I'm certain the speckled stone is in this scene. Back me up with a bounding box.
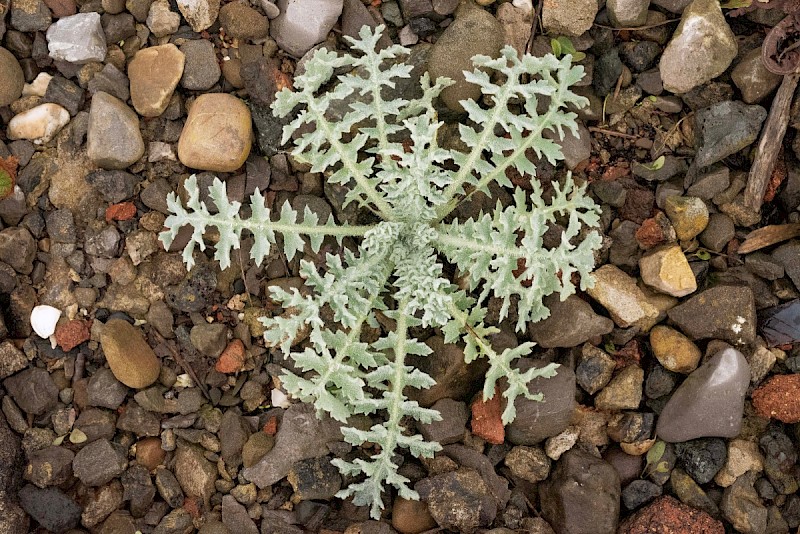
[586,264,660,330]
[656,348,750,443]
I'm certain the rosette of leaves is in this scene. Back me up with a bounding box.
[161,25,601,517]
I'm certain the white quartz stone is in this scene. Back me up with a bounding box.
[22,72,53,97]
[31,305,61,339]
[46,13,107,64]
[8,103,70,144]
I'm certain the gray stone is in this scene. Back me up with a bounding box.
[221,495,259,534]
[542,0,597,37]
[426,4,503,112]
[547,121,590,171]
[632,155,687,183]
[656,348,750,442]
[415,469,497,532]
[86,170,137,203]
[287,456,342,500]
[46,13,106,64]
[81,480,124,528]
[25,446,74,487]
[45,209,76,244]
[731,46,782,104]
[771,240,800,291]
[3,367,58,415]
[174,443,216,505]
[73,439,127,486]
[607,0,650,27]
[180,39,221,91]
[694,100,767,168]
[153,508,194,534]
[540,449,621,534]
[190,323,228,358]
[87,64,130,102]
[699,213,735,252]
[506,361,576,446]
[667,285,756,344]
[146,0,180,37]
[242,403,342,488]
[219,410,250,469]
[19,485,81,533]
[529,294,614,348]
[74,408,117,443]
[659,0,736,94]
[270,0,343,57]
[0,340,28,380]
[10,0,51,32]
[88,92,144,170]
[176,0,220,32]
[155,467,184,508]
[687,165,730,200]
[721,472,768,534]
[576,343,616,395]
[87,367,128,410]
[417,398,467,445]
[116,401,161,436]
[43,75,84,116]
[0,227,35,274]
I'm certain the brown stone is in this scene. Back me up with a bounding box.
[99,319,161,388]
[177,93,252,172]
[639,244,697,298]
[752,374,800,423]
[135,437,165,471]
[391,497,438,534]
[43,0,76,17]
[470,389,504,445]
[649,325,701,374]
[128,44,185,117]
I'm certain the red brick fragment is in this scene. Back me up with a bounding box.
[55,319,91,352]
[619,496,724,534]
[752,374,800,423]
[262,416,278,436]
[105,202,136,223]
[215,339,246,374]
[470,390,505,445]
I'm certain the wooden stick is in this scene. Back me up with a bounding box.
[737,222,800,254]
[745,72,800,212]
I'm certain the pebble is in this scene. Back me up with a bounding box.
[664,196,708,242]
[177,93,252,172]
[505,445,551,483]
[287,456,341,500]
[656,347,750,442]
[587,265,660,330]
[180,39,221,91]
[30,304,60,338]
[100,319,161,388]
[675,437,727,484]
[10,0,52,32]
[270,0,343,57]
[46,12,107,63]
[0,47,24,106]
[128,44,185,118]
[176,0,220,32]
[155,467,184,507]
[622,479,662,510]
[544,426,579,460]
[427,3,503,112]
[7,103,70,144]
[759,428,797,494]
[542,0,597,36]
[73,438,127,486]
[391,497,438,534]
[136,436,166,471]
[669,468,719,517]
[699,212,735,252]
[618,495,723,533]
[55,319,89,351]
[87,92,144,170]
[693,100,767,168]
[575,343,616,395]
[418,398,467,445]
[595,365,644,411]
[146,0,180,37]
[25,445,75,487]
[658,0,736,94]
[221,494,259,534]
[241,431,274,468]
[540,449,620,534]
[19,485,82,533]
[4,367,58,415]
[607,0,649,27]
[731,46,781,104]
[649,325,701,374]
[175,443,216,505]
[219,410,250,468]
[506,362,575,446]
[639,244,696,297]
[190,323,228,358]
[667,285,756,344]
[529,294,614,348]
[752,374,800,423]
[87,367,128,409]
[715,439,763,487]
[721,472,768,534]
[771,240,800,290]
[242,403,341,488]
[759,300,800,346]
[415,469,497,532]
[0,341,28,380]
[216,339,246,374]
[219,1,268,40]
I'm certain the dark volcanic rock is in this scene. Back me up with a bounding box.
[415,469,497,533]
[3,367,58,415]
[19,484,81,534]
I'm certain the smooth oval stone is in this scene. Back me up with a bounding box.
[656,348,750,443]
[100,319,161,388]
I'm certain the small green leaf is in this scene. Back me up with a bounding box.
[642,155,665,171]
[694,249,711,261]
[646,440,666,469]
[550,38,562,57]
[648,95,658,102]
[69,428,87,444]
[604,341,616,354]
[571,51,586,62]
[557,36,576,55]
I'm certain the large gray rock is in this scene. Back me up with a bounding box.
[46,13,107,64]
[540,449,621,534]
[426,3,504,112]
[656,348,750,442]
[270,0,343,57]
[658,0,736,94]
[87,92,144,170]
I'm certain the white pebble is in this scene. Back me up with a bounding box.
[8,103,70,144]
[512,0,533,12]
[260,0,280,18]
[31,305,61,339]
[22,72,53,97]
[271,388,290,409]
